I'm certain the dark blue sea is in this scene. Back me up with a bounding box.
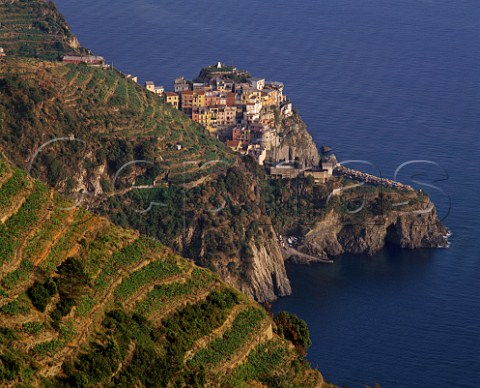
[54,1,480,386]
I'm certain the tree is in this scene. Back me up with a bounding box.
[274,311,312,355]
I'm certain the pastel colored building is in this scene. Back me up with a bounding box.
[145,81,155,92]
[154,85,165,95]
[165,92,179,109]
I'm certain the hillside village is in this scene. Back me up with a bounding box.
[147,63,293,158]
[146,62,335,183]
[48,54,334,184]
[4,50,410,189]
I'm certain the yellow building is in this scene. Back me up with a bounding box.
[145,81,155,92]
[165,92,179,109]
[261,88,278,107]
[192,91,206,108]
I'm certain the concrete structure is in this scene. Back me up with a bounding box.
[247,144,267,165]
[0,47,6,57]
[321,161,334,176]
[62,55,105,66]
[268,164,302,179]
[304,170,331,184]
[250,77,265,90]
[180,90,194,114]
[261,88,278,107]
[281,102,293,117]
[192,90,206,108]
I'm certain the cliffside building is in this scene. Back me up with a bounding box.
[145,81,155,93]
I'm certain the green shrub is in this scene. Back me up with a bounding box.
[22,321,44,335]
[27,278,57,312]
[274,311,311,354]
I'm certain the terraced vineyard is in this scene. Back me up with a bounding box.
[0,158,332,387]
[0,57,233,185]
[0,0,83,59]
[0,55,283,307]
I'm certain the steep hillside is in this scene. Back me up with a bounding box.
[0,157,332,387]
[0,57,291,302]
[0,1,448,305]
[0,0,83,59]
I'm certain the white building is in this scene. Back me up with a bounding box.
[126,74,138,83]
[154,85,165,95]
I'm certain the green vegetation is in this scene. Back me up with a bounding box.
[93,237,163,291]
[76,295,95,317]
[0,2,339,380]
[0,294,30,316]
[275,311,312,355]
[27,278,57,312]
[50,258,90,328]
[0,56,279,295]
[226,339,323,388]
[113,259,182,301]
[21,197,73,263]
[196,64,250,83]
[31,339,63,356]
[135,268,217,315]
[1,259,34,289]
[0,180,48,267]
[56,289,240,387]
[40,209,92,273]
[0,170,29,214]
[0,0,83,59]
[22,321,44,336]
[189,307,265,368]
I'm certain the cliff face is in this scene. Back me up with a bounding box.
[296,200,448,263]
[266,110,321,168]
[241,232,292,301]
[166,164,292,303]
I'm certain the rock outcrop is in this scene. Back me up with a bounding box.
[266,110,321,168]
[296,201,448,263]
[241,234,292,301]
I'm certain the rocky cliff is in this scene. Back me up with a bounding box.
[266,109,321,168]
[285,186,449,263]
